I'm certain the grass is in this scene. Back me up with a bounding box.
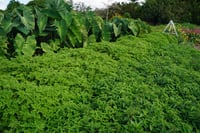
[0,32,200,132]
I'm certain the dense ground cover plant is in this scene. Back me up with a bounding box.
[0,32,200,132]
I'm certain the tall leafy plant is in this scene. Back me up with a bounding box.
[84,11,104,42]
[0,0,151,58]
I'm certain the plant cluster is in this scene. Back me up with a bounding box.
[181,28,200,46]
[0,32,200,132]
[0,0,151,58]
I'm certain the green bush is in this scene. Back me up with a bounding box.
[0,33,200,132]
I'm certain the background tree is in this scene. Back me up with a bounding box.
[190,0,200,24]
[139,0,199,25]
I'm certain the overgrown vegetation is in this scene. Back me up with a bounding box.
[0,0,200,132]
[0,32,200,132]
[0,0,150,58]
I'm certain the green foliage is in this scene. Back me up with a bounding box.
[0,32,200,132]
[35,8,48,35]
[139,0,200,25]
[0,0,152,58]
[0,36,8,56]
[104,0,200,25]
[14,34,36,56]
[0,13,13,35]
[84,11,104,42]
[103,17,151,41]
[41,39,60,53]
[102,22,112,41]
[12,5,35,35]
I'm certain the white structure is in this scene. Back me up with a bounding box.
[163,20,178,36]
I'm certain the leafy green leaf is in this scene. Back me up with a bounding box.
[15,6,35,34]
[41,42,53,53]
[35,8,48,34]
[54,19,67,42]
[113,23,122,37]
[22,35,36,56]
[102,23,112,41]
[128,21,139,36]
[0,16,13,35]
[14,33,25,56]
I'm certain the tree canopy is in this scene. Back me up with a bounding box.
[95,0,200,25]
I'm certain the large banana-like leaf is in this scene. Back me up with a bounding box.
[66,15,87,47]
[92,16,104,41]
[47,0,72,12]
[59,11,72,27]
[102,22,112,41]
[41,39,60,53]
[54,19,67,42]
[44,0,71,19]
[128,21,139,36]
[35,8,48,34]
[95,16,104,30]
[14,34,25,56]
[42,9,60,19]
[14,34,36,56]
[70,16,83,44]
[16,24,30,35]
[84,11,93,32]
[0,16,13,35]
[15,6,35,35]
[22,35,36,57]
[41,42,53,53]
[66,30,77,47]
[50,39,60,51]
[113,23,122,37]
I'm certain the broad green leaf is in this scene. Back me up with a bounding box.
[81,25,88,48]
[92,19,101,41]
[95,16,104,30]
[50,39,60,51]
[35,8,48,34]
[22,35,36,56]
[102,23,112,41]
[42,9,60,19]
[128,21,139,36]
[16,24,30,35]
[54,19,67,42]
[22,6,35,30]
[0,16,13,35]
[14,33,25,56]
[59,11,72,27]
[41,42,53,53]
[70,16,83,44]
[15,6,35,35]
[67,30,77,47]
[113,24,119,37]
